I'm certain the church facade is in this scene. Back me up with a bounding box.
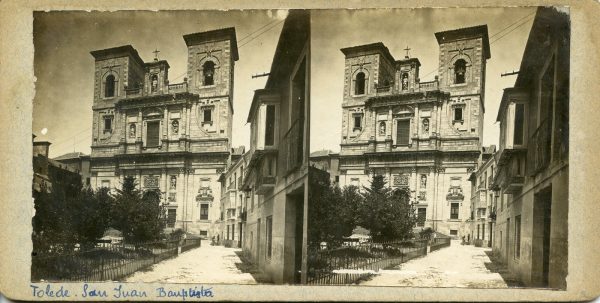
[337,25,491,238]
[89,28,238,237]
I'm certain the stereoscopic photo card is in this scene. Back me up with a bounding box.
[1,0,600,301]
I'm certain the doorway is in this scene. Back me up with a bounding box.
[533,186,552,287]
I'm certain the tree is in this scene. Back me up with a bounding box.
[111,176,166,243]
[32,185,75,253]
[308,174,360,249]
[68,187,113,249]
[356,174,417,242]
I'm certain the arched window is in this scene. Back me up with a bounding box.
[454,59,467,84]
[151,74,158,92]
[202,61,215,86]
[355,72,366,95]
[105,74,116,97]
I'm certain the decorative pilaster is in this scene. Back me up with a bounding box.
[182,106,187,136]
[137,169,142,190]
[163,107,168,139]
[161,167,167,202]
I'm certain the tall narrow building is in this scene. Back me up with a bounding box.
[89,28,238,237]
[337,25,491,238]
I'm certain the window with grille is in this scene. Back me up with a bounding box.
[200,204,209,220]
[396,120,410,145]
[146,121,160,147]
[417,208,426,227]
[167,209,176,228]
[450,203,459,219]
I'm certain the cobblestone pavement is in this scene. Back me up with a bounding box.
[124,241,257,284]
[360,240,509,288]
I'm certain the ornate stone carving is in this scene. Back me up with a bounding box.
[446,186,464,201]
[144,175,160,188]
[393,174,409,188]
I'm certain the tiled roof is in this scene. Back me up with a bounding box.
[310,149,334,158]
[53,152,88,161]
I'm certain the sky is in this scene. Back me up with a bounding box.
[310,8,537,153]
[33,10,288,158]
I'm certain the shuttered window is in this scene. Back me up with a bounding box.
[146,121,160,147]
[396,120,410,145]
[265,105,275,146]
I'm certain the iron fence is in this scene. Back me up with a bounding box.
[306,239,428,285]
[31,239,200,282]
[430,236,451,252]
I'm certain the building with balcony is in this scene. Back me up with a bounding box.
[491,7,569,289]
[468,145,496,247]
[241,10,310,284]
[88,27,239,237]
[337,25,492,238]
[217,146,248,247]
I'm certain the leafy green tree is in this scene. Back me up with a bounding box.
[357,174,417,242]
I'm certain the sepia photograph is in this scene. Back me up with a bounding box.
[3,0,599,301]
[309,7,569,289]
[31,9,310,285]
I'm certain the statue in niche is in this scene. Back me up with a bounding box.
[379,121,386,136]
[129,123,136,138]
[170,175,177,190]
[151,75,158,92]
[422,118,430,134]
[421,174,427,188]
[401,73,409,90]
[172,119,179,135]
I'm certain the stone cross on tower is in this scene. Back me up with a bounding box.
[404,45,411,59]
[153,49,160,61]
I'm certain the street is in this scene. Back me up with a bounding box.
[360,240,509,288]
[124,241,257,284]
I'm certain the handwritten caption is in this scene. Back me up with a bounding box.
[30,284,214,300]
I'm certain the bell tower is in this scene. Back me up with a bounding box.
[183,28,239,145]
[435,25,491,145]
